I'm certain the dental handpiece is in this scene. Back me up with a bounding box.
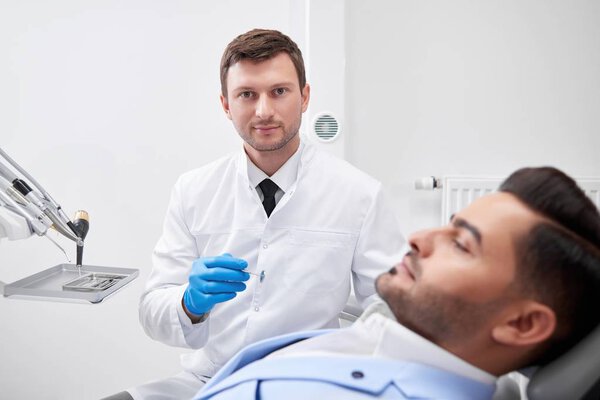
[72,210,89,268]
[8,175,80,242]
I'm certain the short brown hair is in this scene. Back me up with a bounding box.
[220,29,306,97]
[500,167,600,364]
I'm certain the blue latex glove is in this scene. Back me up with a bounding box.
[183,254,249,316]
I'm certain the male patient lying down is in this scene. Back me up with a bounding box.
[192,167,600,400]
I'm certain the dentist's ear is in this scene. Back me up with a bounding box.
[220,94,232,120]
[300,83,310,112]
[492,301,556,347]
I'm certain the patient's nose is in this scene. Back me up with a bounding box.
[408,229,434,258]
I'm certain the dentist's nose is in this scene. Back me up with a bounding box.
[255,95,275,120]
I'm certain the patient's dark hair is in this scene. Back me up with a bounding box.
[220,28,306,97]
[499,167,600,364]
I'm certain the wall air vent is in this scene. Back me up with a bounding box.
[313,113,340,142]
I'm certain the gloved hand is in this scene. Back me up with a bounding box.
[183,253,249,316]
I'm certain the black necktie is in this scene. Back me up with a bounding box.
[258,179,279,217]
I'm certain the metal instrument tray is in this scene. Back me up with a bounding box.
[3,263,139,303]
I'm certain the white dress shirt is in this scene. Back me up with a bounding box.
[247,141,303,205]
[268,301,496,385]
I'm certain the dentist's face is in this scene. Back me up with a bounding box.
[220,52,310,155]
[376,193,539,346]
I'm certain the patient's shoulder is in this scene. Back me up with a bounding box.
[198,355,495,400]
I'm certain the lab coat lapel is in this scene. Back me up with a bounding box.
[235,149,270,220]
[266,141,316,217]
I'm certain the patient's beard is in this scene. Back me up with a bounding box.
[381,284,508,347]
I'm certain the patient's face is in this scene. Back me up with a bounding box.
[376,192,540,346]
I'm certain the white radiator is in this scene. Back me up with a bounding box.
[417,176,600,225]
[441,177,502,224]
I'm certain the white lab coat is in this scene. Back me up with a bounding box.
[139,141,406,381]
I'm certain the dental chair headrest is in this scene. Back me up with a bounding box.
[527,323,600,400]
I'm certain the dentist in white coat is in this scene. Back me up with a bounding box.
[127,29,406,400]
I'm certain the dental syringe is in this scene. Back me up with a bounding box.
[246,270,266,282]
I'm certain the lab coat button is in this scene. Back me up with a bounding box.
[262,244,268,249]
[254,307,259,312]
[351,371,364,379]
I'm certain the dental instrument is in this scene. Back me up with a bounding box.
[0,146,138,303]
[246,270,266,282]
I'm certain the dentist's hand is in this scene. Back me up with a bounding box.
[183,254,249,318]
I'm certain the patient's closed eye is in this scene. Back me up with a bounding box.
[453,240,468,252]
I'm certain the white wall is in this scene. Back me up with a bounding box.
[0,1,293,399]
[345,0,600,235]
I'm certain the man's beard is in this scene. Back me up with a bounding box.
[241,117,301,152]
[376,256,509,346]
[385,285,507,345]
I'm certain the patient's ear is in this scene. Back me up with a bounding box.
[492,301,556,347]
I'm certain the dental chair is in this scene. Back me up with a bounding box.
[339,294,362,326]
[494,322,600,400]
[526,322,600,400]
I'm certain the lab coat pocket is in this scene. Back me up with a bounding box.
[284,229,356,295]
[192,230,262,259]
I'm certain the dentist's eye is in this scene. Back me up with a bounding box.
[273,88,287,96]
[239,91,254,99]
